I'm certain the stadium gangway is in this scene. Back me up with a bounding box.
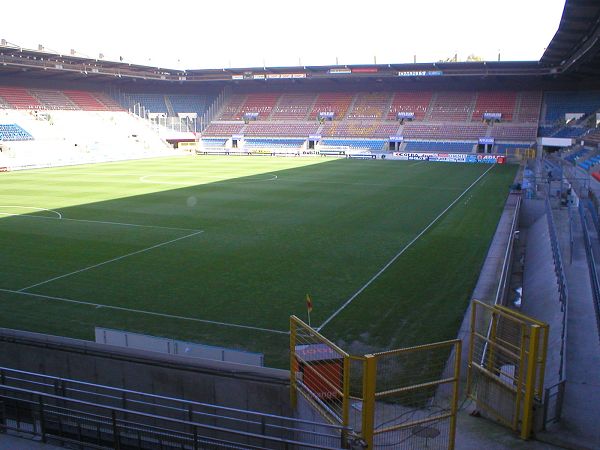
[0,366,358,449]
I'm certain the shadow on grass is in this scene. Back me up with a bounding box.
[0,158,515,367]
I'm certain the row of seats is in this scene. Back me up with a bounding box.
[243,139,305,148]
[321,122,399,138]
[217,90,541,123]
[0,86,122,111]
[578,153,600,171]
[565,148,590,164]
[403,141,474,153]
[543,91,600,124]
[203,120,536,141]
[321,139,387,151]
[0,123,34,141]
[403,123,488,140]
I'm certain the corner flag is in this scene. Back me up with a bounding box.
[306,294,313,313]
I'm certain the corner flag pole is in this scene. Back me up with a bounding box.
[306,294,313,328]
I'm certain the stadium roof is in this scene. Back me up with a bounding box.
[541,0,600,77]
[2,1,600,87]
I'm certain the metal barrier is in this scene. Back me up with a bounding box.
[0,366,350,449]
[365,340,461,449]
[467,300,548,439]
[290,316,461,449]
[290,316,351,431]
[579,203,600,342]
[494,192,522,306]
[543,380,566,428]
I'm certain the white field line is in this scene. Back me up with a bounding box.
[0,206,62,218]
[0,211,201,233]
[18,230,205,292]
[317,163,497,332]
[0,288,288,335]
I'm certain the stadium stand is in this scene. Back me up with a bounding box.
[403,122,487,140]
[218,94,247,120]
[201,137,228,148]
[428,91,475,121]
[244,138,305,148]
[403,141,474,153]
[321,121,399,138]
[270,93,317,120]
[387,91,432,121]
[347,92,390,119]
[123,93,168,113]
[64,90,108,111]
[0,87,42,109]
[584,128,600,146]
[472,91,517,121]
[237,93,280,120]
[0,123,33,140]
[543,91,600,124]
[169,94,216,116]
[564,147,591,164]
[310,92,354,120]
[321,138,387,151]
[30,89,78,110]
[202,122,245,136]
[489,124,538,141]
[577,151,600,171]
[244,122,319,137]
[516,91,543,123]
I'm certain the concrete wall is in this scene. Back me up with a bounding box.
[519,207,563,389]
[0,327,291,416]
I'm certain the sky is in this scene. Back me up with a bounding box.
[2,0,566,70]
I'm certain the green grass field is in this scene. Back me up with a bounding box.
[0,155,516,367]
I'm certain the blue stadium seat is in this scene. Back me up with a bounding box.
[321,139,386,151]
[0,124,33,141]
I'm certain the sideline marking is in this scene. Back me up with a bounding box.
[0,210,201,232]
[18,230,205,292]
[317,164,497,331]
[0,206,62,218]
[0,288,288,335]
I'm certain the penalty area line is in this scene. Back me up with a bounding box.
[0,288,289,335]
[316,163,497,332]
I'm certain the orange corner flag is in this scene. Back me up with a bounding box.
[306,294,313,313]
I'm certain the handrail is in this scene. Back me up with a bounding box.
[494,192,522,306]
[0,383,347,450]
[0,365,352,445]
[545,197,569,382]
[579,203,600,342]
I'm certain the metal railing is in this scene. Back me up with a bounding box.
[579,203,600,343]
[0,366,351,449]
[494,192,522,307]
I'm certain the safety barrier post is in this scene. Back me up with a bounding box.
[361,355,377,449]
[448,340,462,450]
[290,316,298,408]
[521,325,541,440]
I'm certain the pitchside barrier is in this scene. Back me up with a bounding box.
[95,327,264,367]
[467,300,548,439]
[290,316,461,449]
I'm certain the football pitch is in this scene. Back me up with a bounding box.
[0,155,517,367]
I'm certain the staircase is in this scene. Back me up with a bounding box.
[164,95,175,116]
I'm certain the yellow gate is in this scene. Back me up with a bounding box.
[467,300,548,439]
[290,316,461,449]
